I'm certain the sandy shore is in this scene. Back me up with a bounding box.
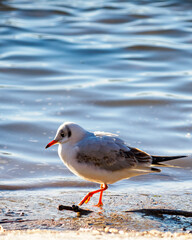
[0,189,191,239]
[0,228,192,240]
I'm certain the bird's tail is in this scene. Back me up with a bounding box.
[152,155,187,165]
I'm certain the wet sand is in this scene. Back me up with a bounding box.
[0,190,191,239]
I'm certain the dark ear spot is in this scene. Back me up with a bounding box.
[66,125,72,138]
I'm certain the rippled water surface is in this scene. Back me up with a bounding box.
[0,0,192,194]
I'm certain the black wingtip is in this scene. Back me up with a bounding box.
[152,155,187,164]
[151,167,161,172]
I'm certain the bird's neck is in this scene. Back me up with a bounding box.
[70,129,88,144]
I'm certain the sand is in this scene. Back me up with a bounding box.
[0,190,191,239]
[0,228,192,240]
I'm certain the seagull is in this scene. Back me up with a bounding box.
[45,122,186,207]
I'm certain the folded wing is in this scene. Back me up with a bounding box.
[76,133,152,172]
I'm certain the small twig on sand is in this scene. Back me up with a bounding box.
[58,205,93,216]
[126,209,192,217]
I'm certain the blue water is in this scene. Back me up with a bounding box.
[0,0,192,193]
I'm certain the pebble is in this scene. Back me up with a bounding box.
[149,229,160,236]
[0,225,4,233]
[109,228,119,234]
[104,227,110,233]
[92,230,100,235]
[76,212,81,217]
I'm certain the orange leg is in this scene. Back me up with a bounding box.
[78,184,108,206]
[95,187,105,207]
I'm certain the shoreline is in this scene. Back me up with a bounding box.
[0,228,192,240]
[0,190,191,239]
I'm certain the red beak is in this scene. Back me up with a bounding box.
[45,140,58,149]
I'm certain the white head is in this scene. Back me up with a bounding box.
[45,122,87,148]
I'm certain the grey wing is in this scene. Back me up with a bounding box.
[76,134,152,171]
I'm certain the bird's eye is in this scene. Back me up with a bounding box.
[61,132,65,138]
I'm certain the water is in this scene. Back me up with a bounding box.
[0,0,192,194]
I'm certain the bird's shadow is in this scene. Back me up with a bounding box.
[126,208,192,231]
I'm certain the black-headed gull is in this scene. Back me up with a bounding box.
[45,122,186,207]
